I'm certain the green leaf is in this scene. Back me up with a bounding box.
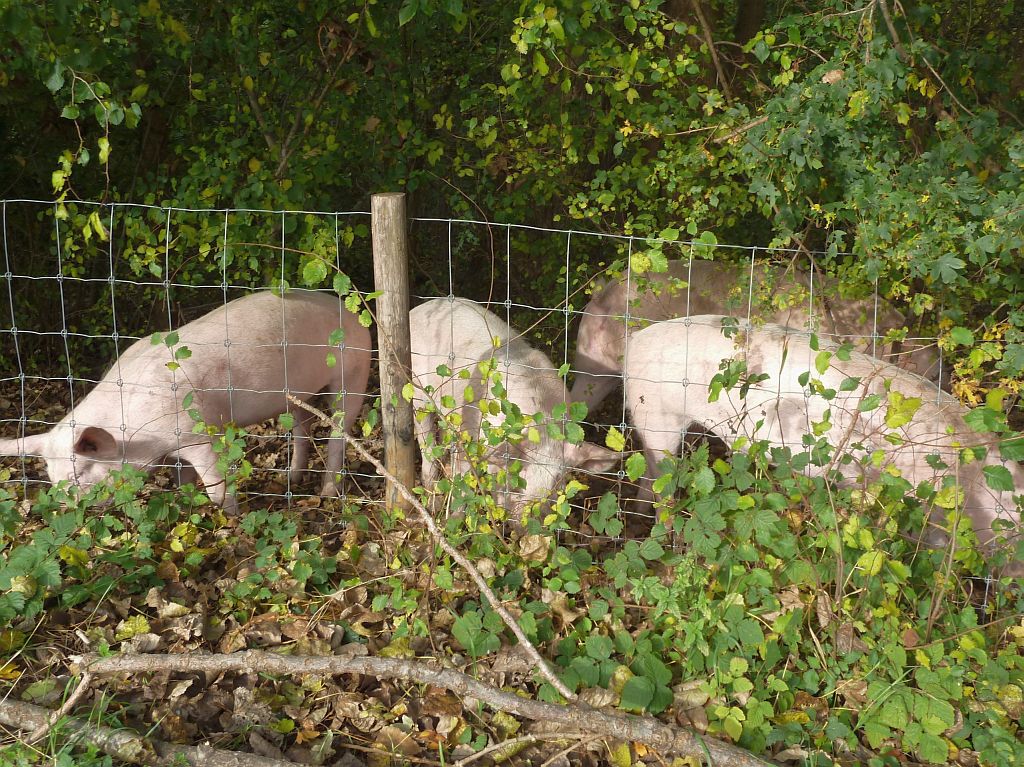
[692,465,715,496]
[625,452,646,482]
[857,394,882,412]
[619,676,654,712]
[302,258,328,286]
[930,253,966,284]
[723,713,743,741]
[840,376,862,391]
[398,0,419,26]
[965,406,1004,433]
[983,465,1015,492]
[999,436,1024,461]
[638,538,665,561]
[949,326,974,346]
[585,634,613,660]
[45,63,65,93]
[333,272,352,296]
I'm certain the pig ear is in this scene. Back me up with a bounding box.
[567,441,620,472]
[74,427,120,460]
[0,433,48,456]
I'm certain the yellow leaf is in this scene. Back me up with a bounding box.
[605,425,626,452]
[0,661,21,681]
[933,484,963,510]
[855,550,886,576]
[248,157,262,173]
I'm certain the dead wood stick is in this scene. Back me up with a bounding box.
[24,672,93,744]
[286,394,576,701]
[0,697,300,767]
[76,650,772,766]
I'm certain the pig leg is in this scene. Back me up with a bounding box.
[414,409,440,489]
[174,440,234,512]
[632,411,687,505]
[320,392,352,499]
[321,352,371,498]
[287,405,314,482]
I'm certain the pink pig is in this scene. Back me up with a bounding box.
[624,315,1021,558]
[409,298,618,517]
[572,259,942,412]
[0,290,371,510]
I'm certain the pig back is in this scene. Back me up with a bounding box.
[99,290,362,429]
[592,259,901,338]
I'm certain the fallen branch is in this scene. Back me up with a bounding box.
[0,697,300,767]
[25,672,93,744]
[286,395,576,701]
[76,650,772,766]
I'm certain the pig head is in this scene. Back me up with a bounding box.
[409,298,618,518]
[0,290,371,510]
[572,259,943,412]
[624,315,1020,560]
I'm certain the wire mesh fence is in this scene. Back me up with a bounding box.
[6,199,1018,568]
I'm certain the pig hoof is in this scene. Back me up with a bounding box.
[319,481,340,498]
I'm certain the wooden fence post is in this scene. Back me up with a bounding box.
[371,193,416,511]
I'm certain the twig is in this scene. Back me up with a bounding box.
[286,395,577,701]
[876,0,908,62]
[24,672,94,745]
[690,0,733,102]
[454,732,590,765]
[540,733,603,766]
[239,65,279,155]
[712,115,769,145]
[919,53,974,117]
[76,651,772,766]
[0,697,299,767]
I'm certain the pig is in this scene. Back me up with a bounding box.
[623,315,1022,557]
[571,259,943,412]
[0,290,372,510]
[409,298,619,517]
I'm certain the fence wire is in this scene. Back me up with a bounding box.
[3,200,1014,587]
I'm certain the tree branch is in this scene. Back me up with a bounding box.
[690,0,734,102]
[238,65,279,156]
[76,650,772,766]
[0,697,300,767]
[712,114,769,145]
[876,0,908,62]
